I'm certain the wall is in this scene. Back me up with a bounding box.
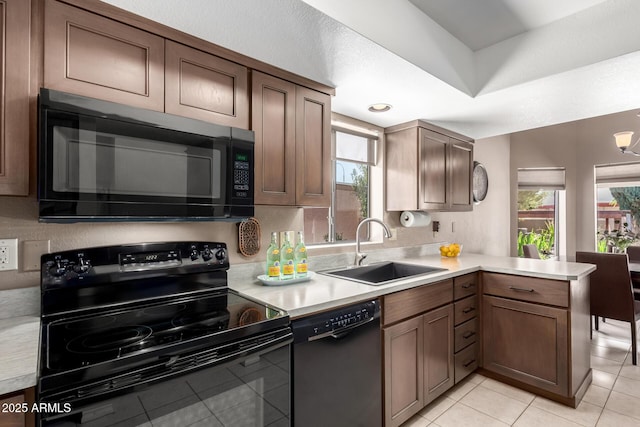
[432,135,512,257]
[383,134,512,257]
[510,122,579,257]
[510,108,640,258]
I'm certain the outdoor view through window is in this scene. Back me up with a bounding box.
[596,186,640,253]
[517,190,557,258]
[303,130,371,245]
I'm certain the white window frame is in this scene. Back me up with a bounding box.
[308,115,383,247]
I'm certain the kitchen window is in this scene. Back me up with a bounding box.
[303,115,381,245]
[517,168,566,258]
[595,162,640,252]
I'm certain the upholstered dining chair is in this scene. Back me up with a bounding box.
[627,246,640,262]
[522,244,541,259]
[626,246,640,301]
[576,251,640,365]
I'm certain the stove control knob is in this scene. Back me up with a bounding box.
[202,247,213,261]
[49,256,67,277]
[190,247,200,261]
[215,248,226,261]
[73,257,91,274]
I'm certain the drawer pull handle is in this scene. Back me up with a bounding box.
[463,359,477,368]
[509,286,535,293]
[462,307,475,314]
[462,283,475,289]
[462,331,476,339]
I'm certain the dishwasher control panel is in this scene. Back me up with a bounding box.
[292,300,380,342]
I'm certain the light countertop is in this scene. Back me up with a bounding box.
[229,253,596,319]
[0,252,595,396]
[0,315,40,395]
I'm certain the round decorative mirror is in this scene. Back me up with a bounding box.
[473,161,488,204]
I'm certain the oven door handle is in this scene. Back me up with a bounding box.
[165,355,180,367]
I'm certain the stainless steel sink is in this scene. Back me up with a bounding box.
[319,261,447,286]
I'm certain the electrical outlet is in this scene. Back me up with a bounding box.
[0,238,18,271]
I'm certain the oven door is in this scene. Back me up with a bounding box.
[39,329,291,427]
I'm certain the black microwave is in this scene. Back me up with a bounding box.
[38,89,254,222]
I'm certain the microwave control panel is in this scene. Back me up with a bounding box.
[232,150,252,199]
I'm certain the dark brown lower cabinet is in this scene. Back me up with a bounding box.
[0,388,35,427]
[383,304,453,427]
[480,272,592,407]
[423,304,454,404]
[383,315,423,427]
[483,295,569,396]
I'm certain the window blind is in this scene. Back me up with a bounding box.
[517,167,566,190]
[595,162,640,186]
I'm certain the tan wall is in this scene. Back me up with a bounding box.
[382,134,512,257]
[510,108,640,258]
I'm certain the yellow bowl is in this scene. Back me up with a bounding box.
[440,243,462,258]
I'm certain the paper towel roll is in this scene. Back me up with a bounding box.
[400,211,432,227]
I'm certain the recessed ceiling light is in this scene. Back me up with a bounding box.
[368,103,392,113]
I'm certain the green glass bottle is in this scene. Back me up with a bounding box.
[266,232,281,280]
[280,231,295,279]
[294,231,308,278]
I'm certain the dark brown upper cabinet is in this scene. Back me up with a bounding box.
[385,121,474,212]
[0,0,30,195]
[44,0,165,111]
[252,71,331,207]
[165,41,249,128]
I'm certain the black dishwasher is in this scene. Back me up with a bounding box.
[292,300,381,427]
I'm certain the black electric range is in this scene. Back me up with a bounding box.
[37,242,292,427]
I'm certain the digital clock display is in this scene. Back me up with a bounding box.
[120,250,180,266]
[235,153,248,162]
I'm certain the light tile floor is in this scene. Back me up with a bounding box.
[401,319,640,427]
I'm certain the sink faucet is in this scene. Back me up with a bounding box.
[355,218,392,266]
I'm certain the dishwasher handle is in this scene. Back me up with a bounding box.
[308,315,377,342]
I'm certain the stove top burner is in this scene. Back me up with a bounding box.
[66,325,153,354]
[44,290,280,371]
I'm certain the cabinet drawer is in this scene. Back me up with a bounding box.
[454,295,477,326]
[482,272,569,308]
[454,274,477,301]
[383,280,453,326]
[454,318,477,353]
[454,341,478,384]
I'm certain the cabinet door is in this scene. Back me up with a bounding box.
[0,391,26,427]
[419,128,448,210]
[295,86,331,207]
[423,304,454,404]
[385,127,419,211]
[483,295,569,395]
[449,139,473,211]
[0,0,30,195]
[165,41,249,128]
[251,71,296,205]
[44,0,164,111]
[384,316,423,427]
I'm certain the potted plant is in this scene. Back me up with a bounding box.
[598,222,638,253]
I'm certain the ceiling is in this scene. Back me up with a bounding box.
[100,0,640,139]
